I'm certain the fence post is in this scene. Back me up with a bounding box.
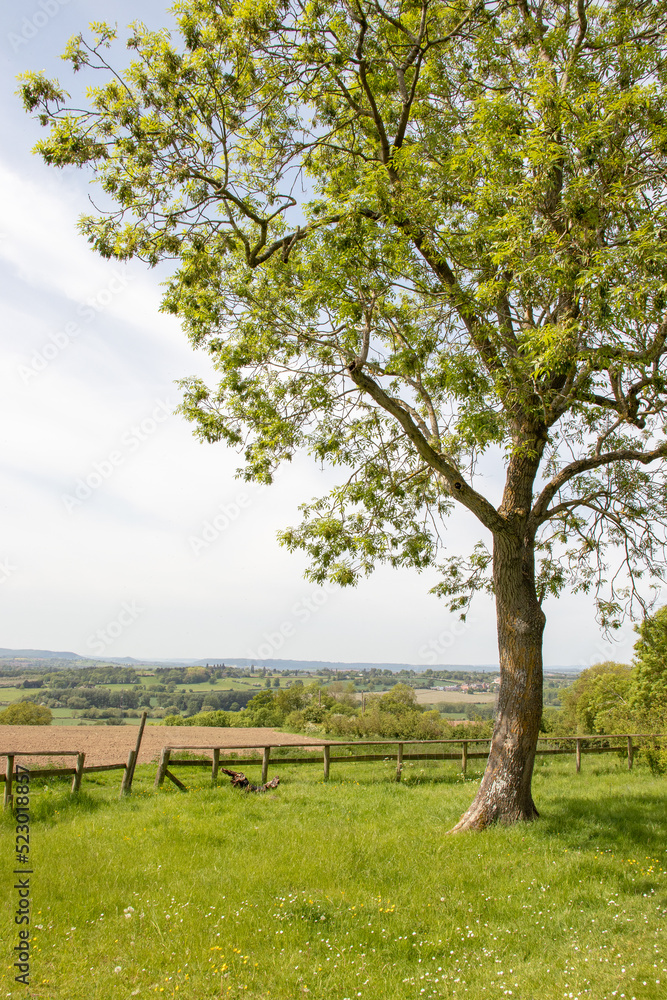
[396,743,403,782]
[155,748,171,788]
[4,755,14,810]
[119,712,148,796]
[71,752,85,794]
[576,739,582,773]
[212,749,220,784]
[461,741,468,775]
[323,745,330,781]
[262,746,271,785]
[119,750,136,797]
[627,736,634,771]
[128,711,147,785]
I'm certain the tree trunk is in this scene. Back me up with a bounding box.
[449,530,545,832]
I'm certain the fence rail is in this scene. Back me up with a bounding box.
[2,731,663,807]
[0,711,148,808]
[154,733,664,790]
[1,750,86,807]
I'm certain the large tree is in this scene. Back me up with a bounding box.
[21,0,667,829]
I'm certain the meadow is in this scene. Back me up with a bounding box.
[0,676,268,726]
[139,678,266,693]
[0,755,665,1000]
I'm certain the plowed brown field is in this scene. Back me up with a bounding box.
[0,725,330,769]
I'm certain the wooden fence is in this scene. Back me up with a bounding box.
[1,712,148,808]
[2,731,662,807]
[153,733,663,790]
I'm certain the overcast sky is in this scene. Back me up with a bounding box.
[0,0,651,668]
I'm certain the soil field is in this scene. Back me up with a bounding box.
[350,689,495,705]
[413,688,496,704]
[0,725,331,770]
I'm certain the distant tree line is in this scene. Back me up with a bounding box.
[158,689,255,715]
[154,666,220,684]
[35,685,258,715]
[164,682,494,740]
[41,687,147,710]
[40,666,143,686]
[543,606,667,772]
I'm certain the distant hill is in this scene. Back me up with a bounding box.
[0,648,582,674]
[196,658,579,673]
[195,657,506,673]
[0,648,83,660]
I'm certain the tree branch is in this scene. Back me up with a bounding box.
[532,443,667,526]
[346,366,506,533]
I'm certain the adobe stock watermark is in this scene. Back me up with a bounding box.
[586,629,629,668]
[247,580,337,661]
[85,600,144,656]
[188,492,253,556]
[62,398,173,514]
[13,764,32,987]
[417,616,476,666]
[8,0,72,54]
[0,557,17,585]
[187,467,284,556]
[18,268,133,386]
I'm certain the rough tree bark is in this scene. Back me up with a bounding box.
[450,445,546,831]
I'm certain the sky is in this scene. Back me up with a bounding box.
[0,0,650,668]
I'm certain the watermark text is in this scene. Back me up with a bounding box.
[13,765,32,986]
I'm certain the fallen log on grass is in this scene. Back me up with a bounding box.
[220,767,280,792]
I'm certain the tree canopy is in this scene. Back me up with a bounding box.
[21,0,667,828]
[558,603,667,734]
[559,660,632,734]
[631,604,667,715]
[0,701,52,726]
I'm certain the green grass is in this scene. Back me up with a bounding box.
[141,678,266,692]
[0,677,266,708]
[0,687,30,704]
[1,757,665,999]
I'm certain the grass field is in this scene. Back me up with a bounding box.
[0,688,32,704]
[0,677,268,724]
[1,756,665,999]
[35,708,162,727]
[139,679,266,692]
[412,690,495,706]
[0,679,268,708]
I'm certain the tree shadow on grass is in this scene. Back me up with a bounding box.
[0,780,116,827]
[537,788,667,855]
[318,768,484,788]
[31,789,113,824]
